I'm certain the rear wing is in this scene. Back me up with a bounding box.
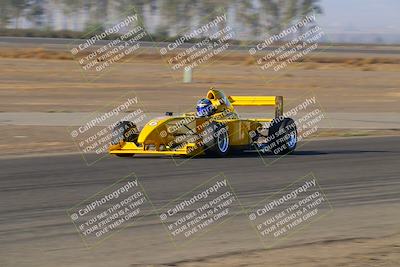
[228,96,283,118]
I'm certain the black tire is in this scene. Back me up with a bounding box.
[202,122,230,157]
[111,121,139,145]
[267,118,297,155]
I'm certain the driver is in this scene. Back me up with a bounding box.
[196,98,215,117]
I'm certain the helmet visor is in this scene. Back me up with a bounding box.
[196,103,213,117]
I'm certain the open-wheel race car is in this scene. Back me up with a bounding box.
[109,89,297,157]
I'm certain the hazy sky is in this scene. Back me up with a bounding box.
[319,0,400,34]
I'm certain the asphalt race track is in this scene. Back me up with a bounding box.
[0,136,399,266]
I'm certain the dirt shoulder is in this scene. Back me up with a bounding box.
[172,233,400,267]
[0,54,400,113]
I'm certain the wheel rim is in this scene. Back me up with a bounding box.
[287,130,297,148]
[217,128,229,153]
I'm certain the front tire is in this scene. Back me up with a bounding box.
[202,122,230,157]
[111,121,138,157]
[111,121,139,145]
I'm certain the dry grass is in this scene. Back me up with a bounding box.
[0,47,72,60]
[1,47,400,67]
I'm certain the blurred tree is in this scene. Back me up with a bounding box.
[300,0,322,16]
[0,0,12,28]
[10,0,28,29]
[197,0,230,31]
[159,0,182,36]
[84,0,106,29]
[61,0,83,17]
[260,0,322,36]
[260,0,284,35]
[284,0,299,26]
[115,0,147,24]
[236,0,261,38]
[0,0,323,40]
[159,0,230,37]
[26,0,45,28]
[52,0,82,31]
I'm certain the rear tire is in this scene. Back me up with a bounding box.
[267,118,297,155]
[202,122,230,157]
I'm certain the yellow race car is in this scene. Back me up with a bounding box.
[109,89,297,157]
